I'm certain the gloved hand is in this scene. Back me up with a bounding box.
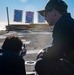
[37,48,47,59]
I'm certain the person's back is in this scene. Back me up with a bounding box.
[0,49,26,75]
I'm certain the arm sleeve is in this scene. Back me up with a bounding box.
[43,20,70,59]
[13,56,26,75]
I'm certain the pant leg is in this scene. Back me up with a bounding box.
[35,58,55,75]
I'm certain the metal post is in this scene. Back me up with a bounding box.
[6,7,10,26]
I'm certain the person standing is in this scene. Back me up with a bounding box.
[0,36,26,75]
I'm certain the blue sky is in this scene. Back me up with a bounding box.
[0,0,74,30]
